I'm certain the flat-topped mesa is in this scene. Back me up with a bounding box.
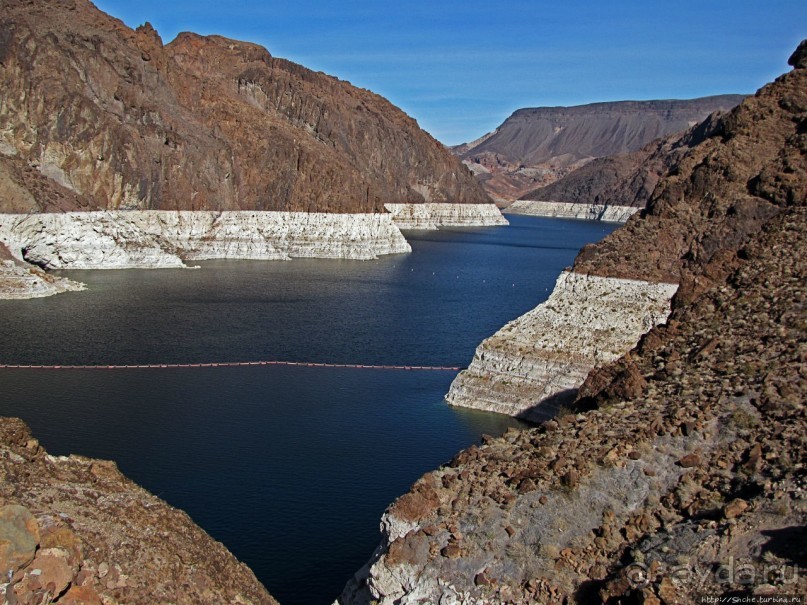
[445,271,677,421]
[0,0,489,214]
[454,95,745,201]
[0,211,411,272]
[384,203,508,229]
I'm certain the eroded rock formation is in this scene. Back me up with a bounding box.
[0,0,489,213]
[505,200,639,223]
[0,211,412,271]
[454,96,744,202]
[446,272,677,421]
[0,418,279,605]
[339,41,806,604]
[0,242,84,299]
[383,203,508,229]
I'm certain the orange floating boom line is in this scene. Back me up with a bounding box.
[0,361,463,371]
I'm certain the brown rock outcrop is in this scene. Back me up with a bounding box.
[0,0,488,213]
[454,96,745,201]
[572,54,804,287]
[518,108,733,209]
[339,41,806,604]
[0,417,278,604]
[518,144,664,208]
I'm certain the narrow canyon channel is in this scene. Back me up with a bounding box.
[0,215,617,604]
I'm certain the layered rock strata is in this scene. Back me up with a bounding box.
[339,205,807,605]
[453,96,744,200]
[0,242,84,299]
[384,203,508,229]
[0,418,278,604]
[0,210,412,270]
[445,271,677,421]
[517,110,732,213]
[339,40,806,604]
[505,200,639,223]
[0,0,489,214]
[0,260,84,299]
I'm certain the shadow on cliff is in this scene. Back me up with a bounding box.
[516,388,578,423]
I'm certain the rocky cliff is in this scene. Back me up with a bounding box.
[0,417,279,604]
[383,203,508,229]
[505,200,639,223]
[454,96,744,201]
[0,241,84,299]
[0,0,489,214]
[516,111,729,218]
[0,211,412,272]
[446,272,677,421]
[338,41,806,604]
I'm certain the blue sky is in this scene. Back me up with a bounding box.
[94,0,806,145]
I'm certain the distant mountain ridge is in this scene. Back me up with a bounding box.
[340,40,807,605]
[0,0,489,213]
[453,95,746,201]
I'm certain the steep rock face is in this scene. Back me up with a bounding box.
[339,42,805,604]
[0,0,489,213]
[0,153,96,213]
[446,272,677,421]
[505,200,640,223]
[0,417,279,604]
[455,96,744,201]
[0,211,412,270]
[383,203,508,229]
[0,242,84,299]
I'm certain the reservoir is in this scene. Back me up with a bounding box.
[0,215,617,604]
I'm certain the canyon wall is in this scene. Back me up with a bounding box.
[517,110,730,213]
[339,40,806,604]
[453,96,744,201]
[0,0,489,214]
[0,203,512,298]
[445,272,677,421]
[505,200,639,223]
[383,203,508,229]
[0,211,412,271]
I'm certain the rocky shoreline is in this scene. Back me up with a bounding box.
[0,418,279,605]
[0,261,84,299]
[0,211,412,270]
[505,200,639,223]
[0,205,509,299]
[445,271,678,421]
[337,40,807,604]
[0,242,84,299]
[384,203,508,229]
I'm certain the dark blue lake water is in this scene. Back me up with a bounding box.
[0,215,617,604]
